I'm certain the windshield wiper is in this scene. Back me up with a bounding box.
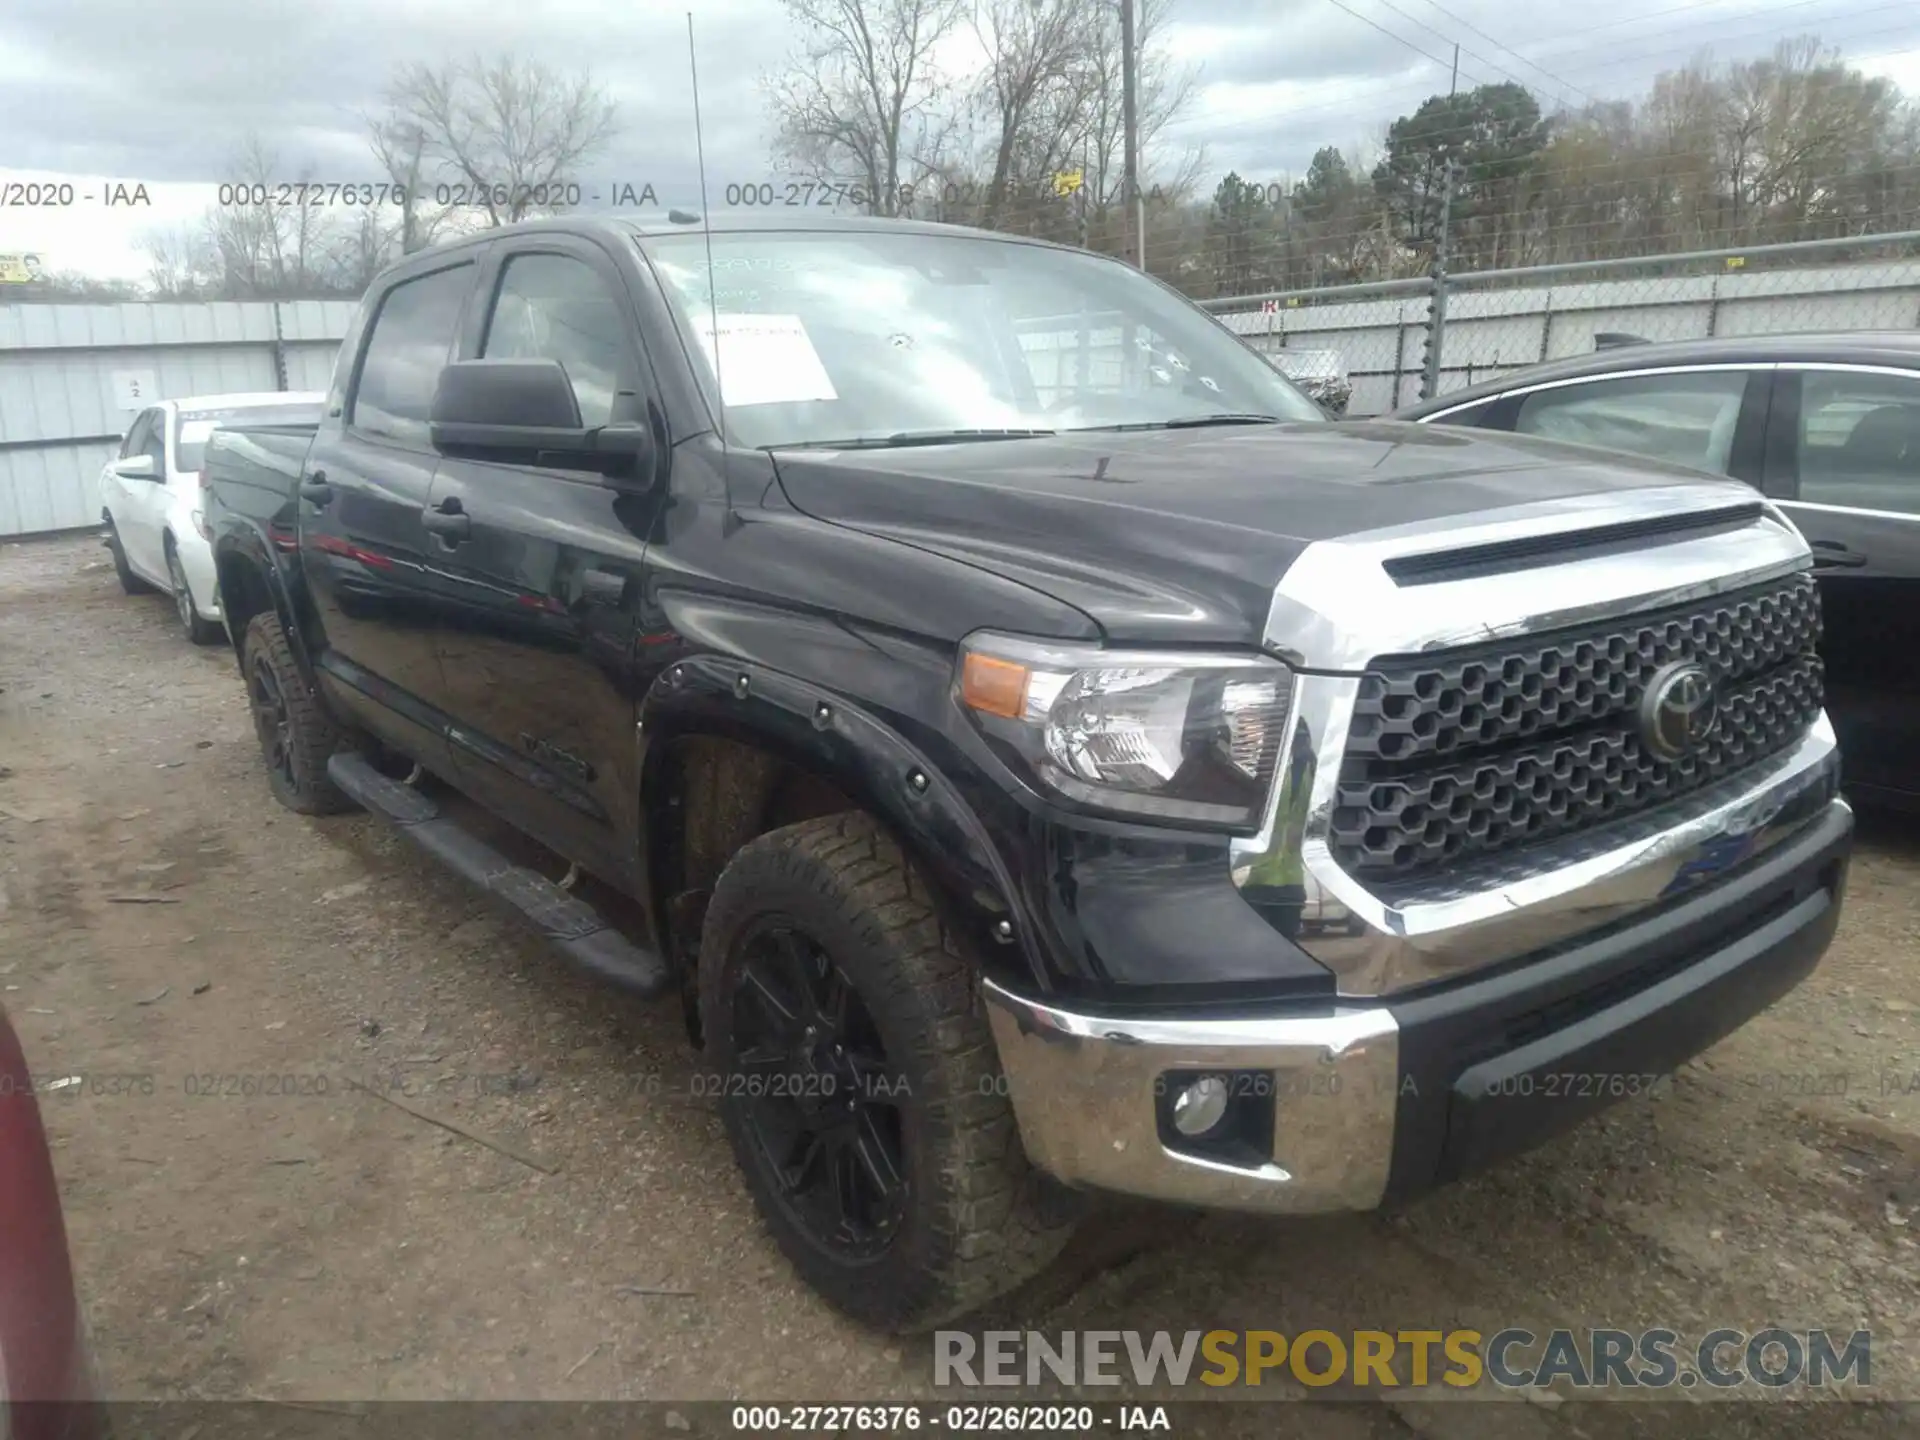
[767,427,1055,451]
[1071,413,1287,432]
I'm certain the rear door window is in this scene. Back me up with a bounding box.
[1794,369,1920,515]
[1512,371,1752,475]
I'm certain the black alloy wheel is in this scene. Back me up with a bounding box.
[729,919,907,1261]
[698,813,1082,1331]
[248,650,297,794]
[239,611,353,815]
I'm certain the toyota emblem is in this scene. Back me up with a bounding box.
[1639,661,1717,760]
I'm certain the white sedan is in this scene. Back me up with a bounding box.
[100,391,325,643]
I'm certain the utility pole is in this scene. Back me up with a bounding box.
[1421,158,1459,402]
[1449,42,1459,96]
[1077,139,1091,252]
[1120,0,1143,269]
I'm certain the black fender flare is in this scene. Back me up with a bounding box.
[213,535,322,693]
[637,654,1049,993]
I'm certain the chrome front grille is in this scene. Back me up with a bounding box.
[1329,573,1824,879]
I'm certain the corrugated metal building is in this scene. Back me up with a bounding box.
[0,300,354,537]
[1215,260,1920,416]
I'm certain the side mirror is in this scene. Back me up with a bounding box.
[112,455,158,481]
[429,358,655,485]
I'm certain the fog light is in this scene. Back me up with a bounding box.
[1170,1075,1230,1137]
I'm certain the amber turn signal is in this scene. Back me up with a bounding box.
[961,651,1031,720]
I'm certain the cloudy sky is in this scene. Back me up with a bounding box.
[3,0,1918,282]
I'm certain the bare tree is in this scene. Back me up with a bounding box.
[138,136,360,300]
[968,0,1097,231]
[1721,38,1904,238]
[364,109,451,255]
[768,0,966,217]
[140,222,220,299]
[383,56,620,227]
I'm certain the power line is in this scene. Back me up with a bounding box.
[1353,0,1593,109]
[1359,0,1566,101]
[1519,0,1914,70]
[1515,0,1838,47]
[1181,0,1915,146]
[1531,5,1920,82]
[1319,0,1477,78]
[1406,0,1601,107]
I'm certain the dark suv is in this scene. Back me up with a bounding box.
[204,215,1852,1330]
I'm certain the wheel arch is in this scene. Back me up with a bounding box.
[213,538,320,686]
[638,655,1045,1000]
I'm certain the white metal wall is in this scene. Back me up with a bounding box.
[1217,260,1920,417]
[0,300,355,536]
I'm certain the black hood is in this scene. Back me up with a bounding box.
[770,420,1726,647]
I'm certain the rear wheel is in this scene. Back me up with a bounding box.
[699,812,1080,1332]
[242,611,354,815]
[105,519,153,595]
[165,539,223,645]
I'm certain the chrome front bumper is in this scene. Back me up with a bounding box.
[983,984,1402,1212]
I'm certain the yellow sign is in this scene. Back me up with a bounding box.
[1051,170,1084,197]
[0,253,46,284]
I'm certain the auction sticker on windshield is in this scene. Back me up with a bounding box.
[691,313,838,407]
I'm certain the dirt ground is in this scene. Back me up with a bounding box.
[3,532,1919,1438]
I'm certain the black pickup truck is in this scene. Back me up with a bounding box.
[204,213,1852,1332]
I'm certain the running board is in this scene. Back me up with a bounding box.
[326,751,673,999]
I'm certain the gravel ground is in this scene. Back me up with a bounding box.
[3,533,1919,1439]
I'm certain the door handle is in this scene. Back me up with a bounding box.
[579,569,627,604]
[1808,541,1867,570]
[298,473,333,507]
[422,498,471,544]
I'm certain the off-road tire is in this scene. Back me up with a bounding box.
[699,812,1082,1333]
[241,611,355,815]
[166,537,224,645]
[105,519,153,595]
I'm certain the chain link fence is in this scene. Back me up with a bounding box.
[1202,230,1920,417]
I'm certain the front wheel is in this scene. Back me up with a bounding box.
[241,612,355,815]
[699,812,1080,1332]
[166,540,223,645]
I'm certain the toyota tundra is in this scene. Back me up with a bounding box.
[203,213,1852,1332]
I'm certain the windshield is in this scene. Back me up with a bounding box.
[174,403,323,472]
[638,229,1323,448]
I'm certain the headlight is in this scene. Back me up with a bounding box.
[956,632,1294,829]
